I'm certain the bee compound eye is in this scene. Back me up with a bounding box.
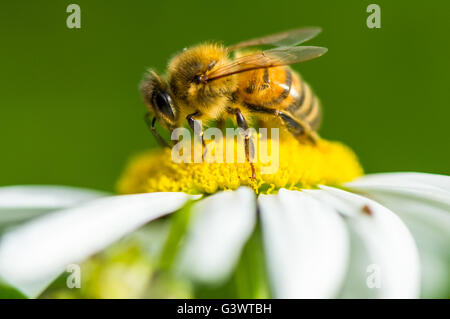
[154,91,175,120]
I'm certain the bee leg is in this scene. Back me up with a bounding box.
[233,108,256,180]
[277,111,319,145]
[144,112,171,148]
[242,104,319,144]
[217,118,225,133]
[186,111,208,159]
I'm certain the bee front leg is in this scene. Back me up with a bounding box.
[186,111,208,159]
[232,108,256,180]
[144,112,171,148]
[217,118,225,133]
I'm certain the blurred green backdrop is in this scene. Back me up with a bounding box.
[1,0,449,192]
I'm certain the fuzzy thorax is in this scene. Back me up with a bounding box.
[117,135,363,195]
[168,43,238,123]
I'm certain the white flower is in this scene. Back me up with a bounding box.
[0,172,448,299]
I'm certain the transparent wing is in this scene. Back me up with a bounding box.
[228,27,322,51]
[207,46,327,81]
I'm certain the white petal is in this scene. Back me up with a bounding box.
[345,172,450,298]
[318,186,421,298]
[346,172,450,235]
[349,172,450,192]
[176,187,256,283]
[0,185,108,225]
[258,189,349,298]
[400,216,450,298]
[346,172,450,205]
[0,192,195,297]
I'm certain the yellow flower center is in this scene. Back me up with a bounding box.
[117,135,363,195]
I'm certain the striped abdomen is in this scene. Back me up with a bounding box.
[237,66,321,130]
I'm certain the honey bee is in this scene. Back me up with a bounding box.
[141,27,327,177]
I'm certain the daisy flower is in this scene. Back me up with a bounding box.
[0,135,448,299]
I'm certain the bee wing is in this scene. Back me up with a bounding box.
[228,27,322,51]
[207,46,327,81]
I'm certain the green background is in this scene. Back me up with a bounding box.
[1,0,449,192]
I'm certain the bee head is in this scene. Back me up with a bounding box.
[140,70,177,129]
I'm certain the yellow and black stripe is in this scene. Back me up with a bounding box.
[238,66,321,131]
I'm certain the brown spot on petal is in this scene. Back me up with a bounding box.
[362,204,373,216]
